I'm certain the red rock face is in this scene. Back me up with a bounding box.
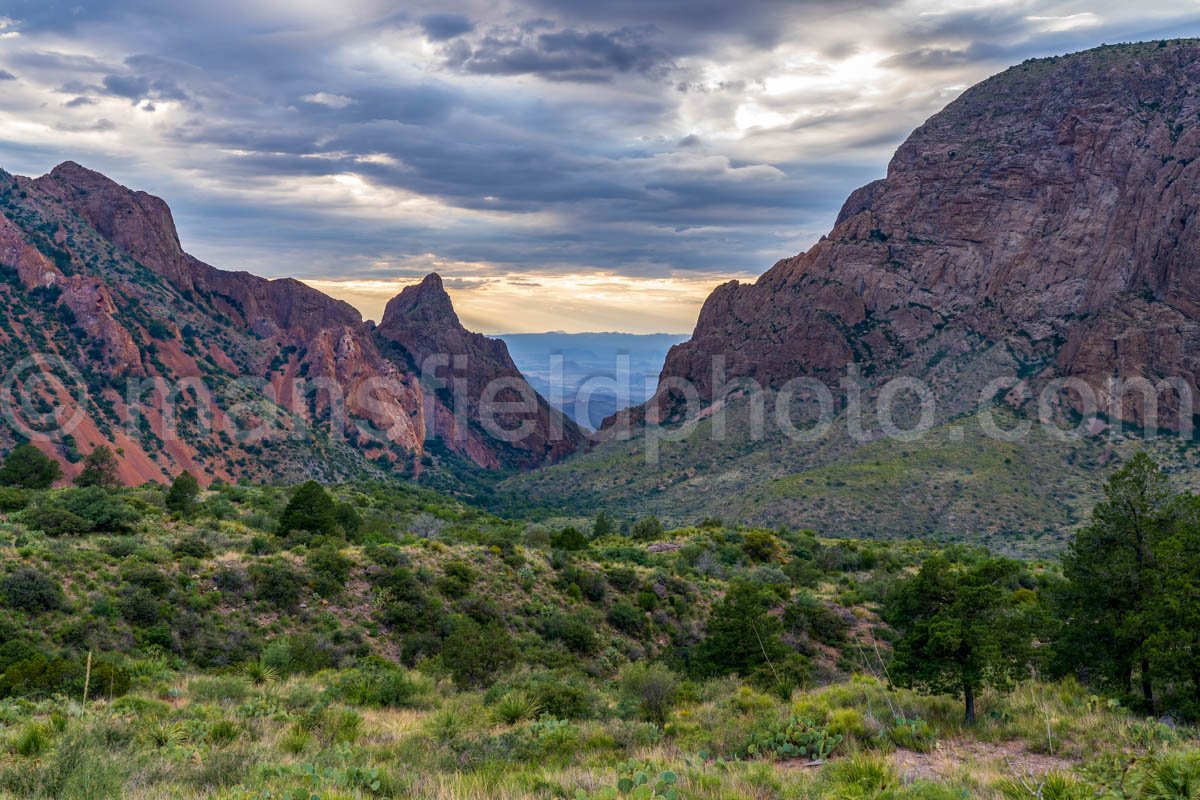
[376,274,584,468]
[656,42,1200,429]
[0,163,580,483]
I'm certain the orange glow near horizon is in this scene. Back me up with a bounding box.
[303,272,751,335]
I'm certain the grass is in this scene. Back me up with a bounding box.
[0,672,1192,799]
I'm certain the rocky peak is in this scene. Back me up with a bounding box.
[381,272,460,329]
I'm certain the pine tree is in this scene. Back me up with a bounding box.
[885,556,1037,723]
[74,445,120,489]
[277,481,338,538]
[1061,452,1172,711]
[165,471,200,518]
[0,443,62,490]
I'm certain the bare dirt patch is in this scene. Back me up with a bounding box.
[892,739,1077,782]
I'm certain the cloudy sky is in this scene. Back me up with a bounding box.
[0,1,1197,333]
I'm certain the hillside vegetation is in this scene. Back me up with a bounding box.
[0,444,1199,797]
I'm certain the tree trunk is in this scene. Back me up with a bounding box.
[964,682,976,724]
[1140,657,1155,713]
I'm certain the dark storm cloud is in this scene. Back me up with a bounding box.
[420,13,474,40]
[0,70,15,81]
[0,0,1197,301]
[441,24,673,82]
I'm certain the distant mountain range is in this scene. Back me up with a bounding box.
[499,332,688,429]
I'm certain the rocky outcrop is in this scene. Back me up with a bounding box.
[377,274,584,468]
[655,40,1200,429]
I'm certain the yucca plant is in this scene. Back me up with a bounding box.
[141,720,188,750]
[280,725,312,755]
[11,724,48,758]
[492,691,543,725]
[1138,752,1200,800]
[242,660,279,686]
[995,771,1091,800]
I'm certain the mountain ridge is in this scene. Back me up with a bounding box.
[0,162,583,484]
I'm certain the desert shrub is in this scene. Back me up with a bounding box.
[277,481,338,538]
[0,487,29,512]
[0,567,64,614]
[441,616,518,688]
[0,441,61,491]
[22,503,90,536]
[526,672,597,720]
[165,471,200,518]
[332,661,419,708]
[435,560,476,597]
[608,601,646,635]
[249,559,306,610]
[117,585,161,626]
[630,516,665,541]
[305,544,352,598]
[260,634,335,676]
[742,531,784,562]
[0,443,61,489]
[619,663,680,725]
[59,487,139,532]
[542,611,599,654]
[172,533,212,559]
[551,526,589,550]
[121,564,171,596]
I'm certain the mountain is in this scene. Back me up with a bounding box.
[0,162,582,484]
[499,332,689,429]
[655,40,1200,428]
[503,41,1200,545]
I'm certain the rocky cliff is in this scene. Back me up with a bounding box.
[0,163,582,484]
[657,40,1200,429]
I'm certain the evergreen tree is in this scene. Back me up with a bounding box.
[165,471,200,518]
[885,555,1036,723]
[592,511,616,539]
[74,445,120,489]
[277,481,338,538]
[695,581,787,678]
[1060,452,1172,711]
[0,443,62,489]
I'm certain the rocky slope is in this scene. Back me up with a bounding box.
[654,40,1200,429]
[0,163,582,484]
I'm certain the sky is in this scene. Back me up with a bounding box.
[0,2,1197,333]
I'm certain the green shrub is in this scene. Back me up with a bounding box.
[59,487,139,532]
[441,616,517,688]
[249,559,306,610]
[551,526,588,550]
[0,487,29,512]
[0,567,64,613]
[607,601,646,635]
[542,611,599,654]
[305,545,352,598]
[11,723,47,757]
[333,663,418,708]
[277,481,338,538]
[0,443,62,489]
[172,533,212,559]
[619,663,680,726]
[22,503,90,536]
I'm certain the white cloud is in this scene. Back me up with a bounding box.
[300,91,354,108]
